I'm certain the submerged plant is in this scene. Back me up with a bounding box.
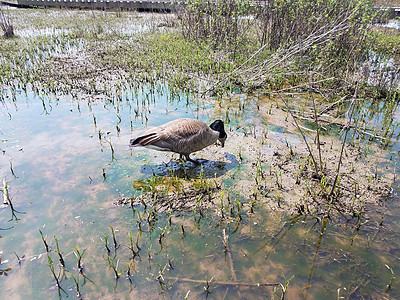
[39,229,50,253]
[385,264,396,292]
[68,273,83,300]
[2,179,24,222]
[46,253,67,298]
[54,236,66,269]
[101,234,111,257]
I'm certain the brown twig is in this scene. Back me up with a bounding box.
[281,108,394,143]
[221,228,241,298]
[165,276,281,287]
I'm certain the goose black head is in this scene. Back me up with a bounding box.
[210,120,227,147]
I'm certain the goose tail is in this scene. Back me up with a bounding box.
[130,133,158,147]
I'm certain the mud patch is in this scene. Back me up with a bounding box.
[221,96,395,217]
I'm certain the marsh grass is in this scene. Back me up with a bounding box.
[0,5,397,102]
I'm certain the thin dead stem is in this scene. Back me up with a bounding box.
[328,97,357,200]
[0,8,14,38]
[277,92,320,176]
[308,76,323,174]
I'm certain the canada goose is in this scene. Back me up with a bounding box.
[130,118,227,164]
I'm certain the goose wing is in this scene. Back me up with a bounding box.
[154,119,218,154]
[130,119,218,153]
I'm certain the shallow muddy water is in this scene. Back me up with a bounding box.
[379,19,400,30]
[1,83,400,299]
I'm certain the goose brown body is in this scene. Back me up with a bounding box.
[130,118,226,163]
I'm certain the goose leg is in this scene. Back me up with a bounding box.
[185,154,200,165]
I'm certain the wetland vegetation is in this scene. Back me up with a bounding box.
[1,0,400,298]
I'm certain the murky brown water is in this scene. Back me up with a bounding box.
[1,7,400,299]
